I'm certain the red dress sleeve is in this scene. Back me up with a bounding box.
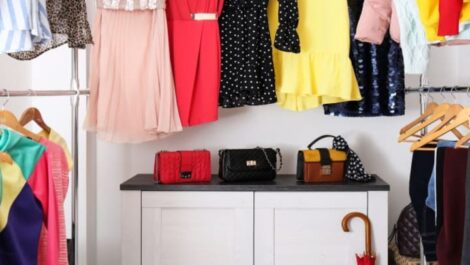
[438,0,463,36]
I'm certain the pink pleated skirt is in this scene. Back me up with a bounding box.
[84,9,182,143]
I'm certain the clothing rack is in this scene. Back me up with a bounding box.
[0,49,88,265]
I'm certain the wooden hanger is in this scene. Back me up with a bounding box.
[19,107,51,134]
[398,103,450,143]
[455,133,470,149]
[425,103,465,138]
[0,110,41,142]
[399,102,438,135]
[411,108,470,151]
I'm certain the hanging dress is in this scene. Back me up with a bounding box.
[218,0,300,108]
[167,0,224,126]
[0,0,52,54]
[268,0,361,112]
[8,0,93,60]
[84,1,182,143]
[323,0,405,117]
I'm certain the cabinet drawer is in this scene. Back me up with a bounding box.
[255,192,368,265]
[142,192,253,265]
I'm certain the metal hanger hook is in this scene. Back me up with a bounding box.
[440,87,448,102]
[426,87,434,103]
[451,86,457,103]
[28,89,37,97]
[2,89,10,110]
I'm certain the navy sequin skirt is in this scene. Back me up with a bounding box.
[323,0,405,117]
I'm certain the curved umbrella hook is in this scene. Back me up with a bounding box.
[342,212,372,256]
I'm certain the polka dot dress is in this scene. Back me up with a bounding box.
[219,0,300,108]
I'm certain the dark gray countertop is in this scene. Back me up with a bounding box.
[120,174,390,192]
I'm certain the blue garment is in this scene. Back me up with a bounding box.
[0,184,43,265]
[0,0,52,53]
[323,0,405,117]
[425,141,460,211]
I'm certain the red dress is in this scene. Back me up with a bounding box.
[167,0,224,127]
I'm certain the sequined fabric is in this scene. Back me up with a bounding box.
[323,0,405,117]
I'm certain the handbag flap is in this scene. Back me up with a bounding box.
[302,150,347,162]
[224,149,276,172]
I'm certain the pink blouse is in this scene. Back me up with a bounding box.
[28,139,70,265]
[355,0,400,44]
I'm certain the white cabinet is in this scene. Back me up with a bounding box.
[121,175,389,265]
[140,192,253,265]
[255,192,384,265]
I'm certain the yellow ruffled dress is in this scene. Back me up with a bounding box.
[268,0,361,112]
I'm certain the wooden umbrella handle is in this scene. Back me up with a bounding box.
[342,212,372,256]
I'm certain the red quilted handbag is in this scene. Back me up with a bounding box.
[154,150,211,184]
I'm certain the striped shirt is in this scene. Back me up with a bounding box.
[0,0,51,53]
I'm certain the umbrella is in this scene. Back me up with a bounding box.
[342,212,376,265]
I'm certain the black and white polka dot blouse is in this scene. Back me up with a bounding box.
[219,0,300,108]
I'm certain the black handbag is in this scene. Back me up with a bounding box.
[389,203,421,258]
[218,147,282,182]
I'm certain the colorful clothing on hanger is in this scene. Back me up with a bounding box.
[323,0,405,117]
[0,129,45,265]
[268,0,361,111]
[393,0,429,74]
[8,0,93,60]
[408,149,438,262]
[30,139,70,265]
[0,0,52,54]
[84,7,182,143]
[0,183,43,265]
[436,148,468,265]
[355,0,400,44]
[38,129,73,170]
[218,0,300,108]
[167,0,224,126]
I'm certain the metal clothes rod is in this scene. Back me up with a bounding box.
[0,89,89,97]
[406,86,470,93]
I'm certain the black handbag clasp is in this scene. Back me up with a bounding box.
[180,171,192,179]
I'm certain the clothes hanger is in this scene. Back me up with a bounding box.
[424,88,465,138]
[398,89,438,142]
[454,88,470,149]
[19,107,51,134]
[400,87,465,143]
[400,88,439,134]
[411,107,470,151]
[0,90,41,142]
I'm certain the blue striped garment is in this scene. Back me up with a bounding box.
[0,0,51,54]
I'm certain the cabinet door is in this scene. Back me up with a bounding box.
[142,192,253,265]
[255,192,368,265]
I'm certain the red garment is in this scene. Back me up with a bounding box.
[436,148,468,265]
[28,139,70,265]
[439,0,463,36]
[167,0,223,127]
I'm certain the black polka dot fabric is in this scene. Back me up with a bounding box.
[219,0,300,108]
[332,136,375,182]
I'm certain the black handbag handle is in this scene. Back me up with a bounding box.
[307,135,336,150]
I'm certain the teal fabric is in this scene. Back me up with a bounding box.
[0,129,45,203]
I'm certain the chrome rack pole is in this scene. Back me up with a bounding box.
[70,48,80,265]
